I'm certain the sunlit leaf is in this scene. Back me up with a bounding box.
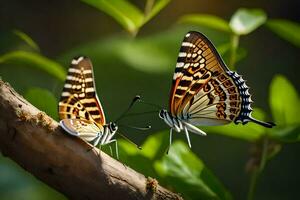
[229,8,267,35]
[155,141,232,200]
[81,0,144,34]
[266,19,300,47]
[118,132,169,177]
[0,51,65,81]
[116,39,174,73]
[119,132,168,161]
[24,87,58,120]
[112,29,185,73]
[178,14,231,32]
[144,0,171,24]
[206,108,267,141]
[269,75,299,126]
[13,30,40,52]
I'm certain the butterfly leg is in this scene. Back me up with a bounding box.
[114,140,119,160]
[109,145,113,157]
[106,139,119,160]
[87,135,101,152]
[86,146,94,152]
[86,142,96,152]
[183,126,192,148]
[166,128,173,154]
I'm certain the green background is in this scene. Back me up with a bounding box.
[0,0,299,199]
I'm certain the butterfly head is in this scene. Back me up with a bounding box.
[108,122,118,133]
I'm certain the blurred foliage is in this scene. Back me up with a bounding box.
[25,87,58,120]
[0,2,299,200]
[268,75,300,142]
[81,0,171,35]
[229,8,267,35]
[118,133,232,200]
[0,156,65,200]
[267,20,300,47]
[178,14,231,33]
[0,51,65,81]
[155,141,232,200]
[12,30,40,52]
[179,8,267,36]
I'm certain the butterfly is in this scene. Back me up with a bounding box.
[58,56,119,157]
[159,31,275,149]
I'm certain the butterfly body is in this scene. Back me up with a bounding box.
[59,56,119,156]
[161,31,275,149]
[159,109,206,135]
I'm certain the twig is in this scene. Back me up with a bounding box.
[247,138,269,200]
[0,80,182,200]
[229,34,239,70]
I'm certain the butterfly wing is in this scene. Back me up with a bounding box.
[169,31,274,127]
[59,56,106,126]
[60,119,102,142]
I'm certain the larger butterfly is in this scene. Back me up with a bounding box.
[159,31,275,149]
[58,56,119,156]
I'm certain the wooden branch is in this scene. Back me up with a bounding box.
[0,80,182,200]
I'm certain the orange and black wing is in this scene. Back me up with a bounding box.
[59,56,106,126]
[169,31,274,127]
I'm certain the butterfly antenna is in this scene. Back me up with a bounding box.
[115,95,141,122]
[133,95,163,110]
[123,110,159,117]
[117,130,142,150]
[120,124,151,131]
[248,116,276,128]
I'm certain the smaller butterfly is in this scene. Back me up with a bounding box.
[159,31,275,150]
[58,56,119,157]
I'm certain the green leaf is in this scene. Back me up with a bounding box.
[119,131,169,161]
[178,14,231,32]
[13,30,40,52]
[116,39,174,73]
[229,8,267,35]
[81,0,144,34]
[269,75,300,126]
[118,132,169,177]
[155,141,232,200]
[24,87,58,120]
[206,124,264,142]
[266,19,300,47]
[108,29,185,73]
[206,108,267,141]
[0,51,66,81]
[144,0,171,24]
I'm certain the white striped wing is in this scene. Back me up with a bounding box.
[169,31,275,128]
[60,119,103,142]
[59,56,106,126]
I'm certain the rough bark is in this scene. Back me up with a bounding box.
[0,80,182,200]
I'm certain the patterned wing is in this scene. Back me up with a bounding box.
[60,119,103,142]
[169,31,274,127]
[59,56,106,126]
